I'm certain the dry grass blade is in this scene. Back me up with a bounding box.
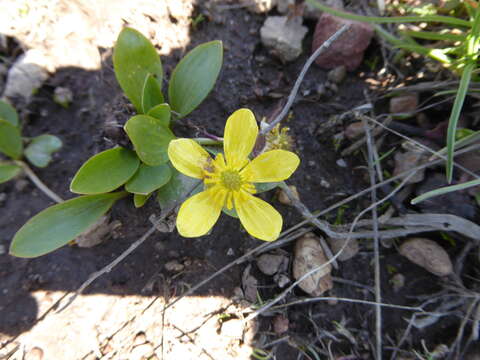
[362,116,382,359]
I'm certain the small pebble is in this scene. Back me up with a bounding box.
[336,159,347,168]
[391,273,405,293]
[277,185,299,206]
[327,65,347,84]
[15,179,29,192]
[273,314,289,334]
[164,260,184,272]
[274,273,290,288]
[256,253,286,275]
[389,93,418,114]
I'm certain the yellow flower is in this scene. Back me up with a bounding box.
[168,108,300,241]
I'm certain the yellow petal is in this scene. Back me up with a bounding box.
[168,139,211,179]
[177,186,226,237]
[224,109,258,169]
[234,191,282,241]
[241,149,300,183]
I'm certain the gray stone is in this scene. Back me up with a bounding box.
[390,93,418,114]
[256,253,286,275]
[260,16,308,62]
[3,50,49,102]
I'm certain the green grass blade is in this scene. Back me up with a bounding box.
[411,178,480,205]
[446,62,474,182]
[306,0,471,27]
[401,30,465,42]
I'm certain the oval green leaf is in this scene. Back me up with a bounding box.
[125,163,171,195]
[70,147,139,194]
[142,73,164,113]
[0,119,23,159]
[168,40,223,117]
[156,166,202,217]
[124,115,175,166]
[10,192,125,258]
[24,134,62,168]
[147,103,171,128]
[134,193,151,208]
[113,27,163,113]
[0,100,19,127]
[0,163,22,184]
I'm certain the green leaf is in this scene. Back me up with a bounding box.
[147,103,171,128]
[156,166,202,216]
[124,115,175,166]
[10,192,125,258]
[222,206,238,218]
[134,193,151,208]
[168,41,223,117]
[0,100,19,127]
[142,73,164,113]
[70,147,139,194]
[113,27,163,113]
[0,119,23,159]
[254,182,281,193]
[0,163,22,184]
[125,163,171,195]
[24,135,62,168]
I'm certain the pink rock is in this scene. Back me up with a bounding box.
[312,13,373,71]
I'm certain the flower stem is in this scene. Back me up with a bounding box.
[16,160,63,203]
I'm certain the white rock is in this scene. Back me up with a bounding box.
[3,50,49,102]
[260,16,308,62]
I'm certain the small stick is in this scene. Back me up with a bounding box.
[260,23,351,135]
[17,160,63,203]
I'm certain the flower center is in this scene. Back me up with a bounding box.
[220,170,242,191]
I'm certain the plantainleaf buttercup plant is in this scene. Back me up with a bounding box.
[168,109,300,241]
[9,27,300,258]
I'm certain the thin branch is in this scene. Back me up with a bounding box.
[17,160,63,203]
[260,23,351,135]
